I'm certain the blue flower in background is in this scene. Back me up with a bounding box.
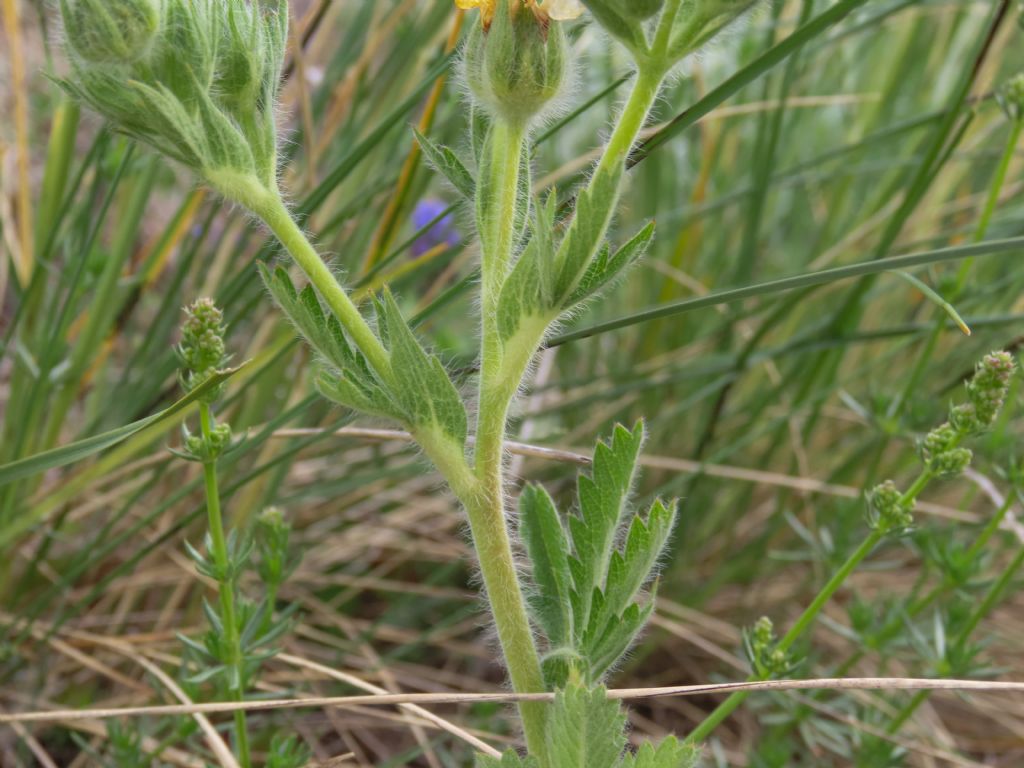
[411,198,460,257]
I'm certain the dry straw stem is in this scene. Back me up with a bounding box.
[270,427,990,523]
[5,678,1024,725]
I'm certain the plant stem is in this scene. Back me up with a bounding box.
[466,66,668,761]
[685,529,884,744]
[688,467,936,743]
[254,191,393,383]
[198,404,250,768]
[469,115,550,761]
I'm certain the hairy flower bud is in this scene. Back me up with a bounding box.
[61,0,161,65]
[463,0,568,123]
[59,0,288,201]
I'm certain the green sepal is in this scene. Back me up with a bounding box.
[376,289,468,446]
[414,127,476,201]
[580,1,649,55]
[565,220,655,309]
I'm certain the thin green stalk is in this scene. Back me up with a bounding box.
[252,190,392,383]
[883,536,1024,738]
[198,403,250,768]
[685,530,884,744]
[687,468,936,744]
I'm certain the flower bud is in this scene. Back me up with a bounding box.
[463,0,568,123]
[1000,73,1024,121]
[866,480,913,535]
[179,298,230,401]
[61,0,161,65]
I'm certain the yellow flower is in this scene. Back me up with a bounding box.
[455,0,583,27]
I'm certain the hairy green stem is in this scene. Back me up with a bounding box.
[198,404,250,768]
[252,188,393,383]
[468,114,552,761]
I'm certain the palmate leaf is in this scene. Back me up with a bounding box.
[375,288,468,447]
[260,264,403,422]
[543,685,699,768]
[520,422,678,686]
[569,422,645,636]
[519,484,573,647]
[497,194,557,342]
[548,685,627,768]
[552,159,624,304]
[622,737,701,768]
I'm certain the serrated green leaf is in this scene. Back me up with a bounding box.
[622,737,701,768]
[547,685,626,768]
[604,499,677,618]
[553,161,624,303]
[566,220,655,309]
[520,484,573,646]
[377,289,467,445]
[568,422,644,637]
[496,195,556,342]
[263,264,404,422]
[414,127,475,200]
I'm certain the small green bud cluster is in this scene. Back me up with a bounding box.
[868,351,1015,535]
[59,0,288,200]
[920,424,972,479]
[1000,73,1024,121]
[866,480,914,535]
[950,351,1016,434]
[745,616,789,676]
[463,0,568,124]
[183,422,233,462]
[178,298,230,400]
[256,506,302,589]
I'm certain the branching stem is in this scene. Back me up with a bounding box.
[198,403,250,768]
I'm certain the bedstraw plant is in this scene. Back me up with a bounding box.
[49,0,1021,765]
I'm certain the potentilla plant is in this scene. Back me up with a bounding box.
[52,0,818,764]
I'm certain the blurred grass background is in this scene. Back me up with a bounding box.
[2,0,1024,765]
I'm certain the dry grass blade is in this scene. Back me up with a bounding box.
[4,678,1024,725]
